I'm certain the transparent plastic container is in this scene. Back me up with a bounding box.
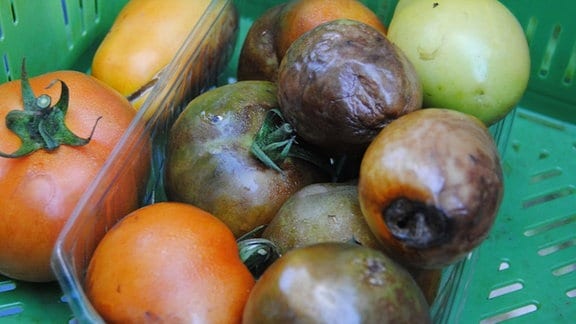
[0,0,238,322]
[0,0,574,323]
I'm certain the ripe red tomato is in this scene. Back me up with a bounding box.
[0,66,150,282]
[86,202,255,323]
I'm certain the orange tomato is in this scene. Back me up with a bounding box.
[0,68,149,282]
[85,201,255,323]
[276,0,387,58]
[91,0,212,110]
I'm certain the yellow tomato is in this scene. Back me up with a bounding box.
[388,0,530,125]
[91,0,212,111]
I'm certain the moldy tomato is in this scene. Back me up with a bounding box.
[0,64,149,282]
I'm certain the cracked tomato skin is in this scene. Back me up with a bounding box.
[0,70,149,282]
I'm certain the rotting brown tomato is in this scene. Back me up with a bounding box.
[237,3,286,82]
[358,108,503,269]
[277,19,422,154]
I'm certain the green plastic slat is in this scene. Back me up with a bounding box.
[449,106,576,323]
[0,0,128,83]
[0,1,129,323]
[0,275,71,323]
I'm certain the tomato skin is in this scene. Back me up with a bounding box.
[0,70,149,282]
[387,0,530,125]
[86,201,255,323]
[165,81,328,238]
[92,0,211,93]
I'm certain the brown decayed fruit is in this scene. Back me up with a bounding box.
[275,0,387,58]
[277,19,422,154]
[237,4,286,82]
[238,0,387,82]
[358,108,503,269]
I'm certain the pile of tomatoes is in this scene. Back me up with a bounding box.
[0,0,530,323]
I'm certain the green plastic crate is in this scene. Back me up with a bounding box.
[0,1,129,322]
[1,0,574,323]
[0,0,129,82]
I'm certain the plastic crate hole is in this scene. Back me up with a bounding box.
[530,167,563,183]
[498,261,510,271]
[524,16,538,46]
[517,110,566,131]
[524,213,576,237]
[59,0,76,48]
[78,0,87,34]
[0,303,24,318]
[552,262,576,276]
[2,53,11,81]
[9,0,17,23]
[563,41,576,86]
[522,186,575,209]
[538,238,576,256]
[60,0,69,25]
[488,282,524,299]
[537,149,550,160]
[60,294,72,303]
[511,140,520,152]
[539,24,562,79]
[0,279,16,293]
[567,288,576,298]
[480,304,538,324]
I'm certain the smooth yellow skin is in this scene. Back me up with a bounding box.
[91,0,211,110]
[388,0,530,125]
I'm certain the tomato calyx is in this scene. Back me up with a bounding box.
[237,225,281,279]
[250,108,332,175]
[0,61,101,158]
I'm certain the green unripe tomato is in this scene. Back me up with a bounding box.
[387,0,530,125]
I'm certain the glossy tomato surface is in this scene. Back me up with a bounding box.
[0,70,148,282]
[387,0,530,125]
[91,0,216,111]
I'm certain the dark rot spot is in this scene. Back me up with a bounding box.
[383,198,450,248]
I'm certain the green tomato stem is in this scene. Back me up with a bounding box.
[0,60,101,158]
[250,108,335,177]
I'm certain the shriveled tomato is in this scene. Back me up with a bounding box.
[91,0,239,113]
[0,65,150,282]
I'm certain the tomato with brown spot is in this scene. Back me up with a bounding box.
[165,81,327,237]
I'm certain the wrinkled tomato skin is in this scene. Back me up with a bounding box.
[0,71,149,282]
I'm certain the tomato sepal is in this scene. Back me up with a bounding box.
[250,108,334,177]
[0,61,101,158]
